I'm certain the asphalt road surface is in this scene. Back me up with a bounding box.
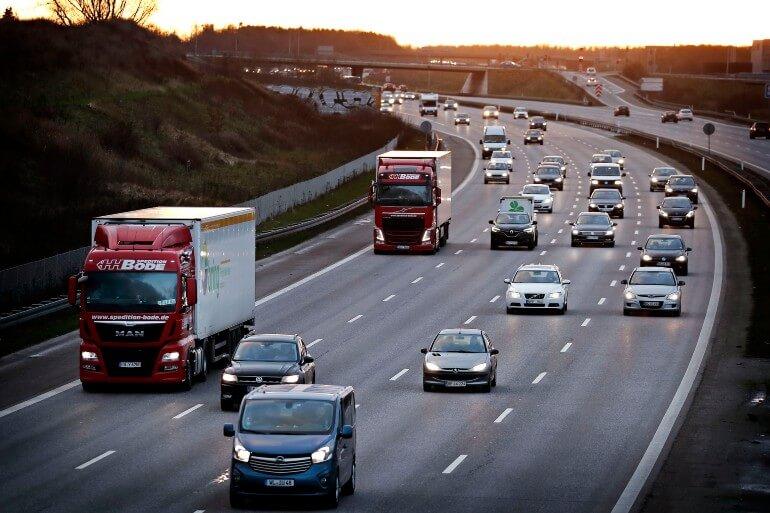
[0,100,722,513]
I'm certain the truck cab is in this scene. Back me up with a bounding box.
[480,125,510,159]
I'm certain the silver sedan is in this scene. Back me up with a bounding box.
[621,267,685,316]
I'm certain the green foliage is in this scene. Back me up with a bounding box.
[488,70,586,102]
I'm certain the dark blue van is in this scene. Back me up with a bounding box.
[223,384,356,508]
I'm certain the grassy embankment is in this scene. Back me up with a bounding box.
[649,77,770,120]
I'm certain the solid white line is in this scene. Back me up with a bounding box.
[540,250,547,256]
[532,372,547,384]
[347,315,363,323]
[411,277,423,284]
[581,318,591,327]
[442,454,467,474]
[619,265,625,271]
[560,342,572,353]
[470,238,478,243]
[307,338,323,348]
[598,297,606,305]
[193,510,205,513]
[483,228,489,233]
[490,295,500,303]
[610,280,617,287]
[0,379,81,419]
[493,408,514,423]
[383,294,396,302]
[464,315,477,325]
[390,368,409,381]
[76,450,116,470]
[435,262,445,268]
[173,403,204,420]
[454,250,463,255]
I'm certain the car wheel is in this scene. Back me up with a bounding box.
[607,241,615,248]
[506,178,510,184]
[549,208,553,213]
[81,382,99,393]
[506,307,514,314]
[342,462,356,495]
[658,220,664,228]
[571,239,578,247]
[681,265,688,276]
[423,382,432,392]
[623,308,631,316]
[690,221,695,229]
[528,241,535,250]
[491,372,497,387]
[619,213,624,219]
[557,303,566,315]
[650,187,654,192]
[481,380,492,393]
[540,141,544,145]
[673,308,682,317]
[230,485,247,509]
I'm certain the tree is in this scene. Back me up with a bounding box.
[2,6,17,21]
[48,0,156,26]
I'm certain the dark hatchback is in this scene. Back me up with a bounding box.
[421,329,498,392]
[658,196,697,228]
[588,188,625,218]
[665,174,698,203]
[614,105,630,116]
[529,116,547,131]
[489,212,538,250]
[749,122,769,139]
[533,165,564,190]
[638,234,692,275]
[524,129,543,145]
[649,167,678,191]
[221,334,316,411]
[570,212,617,247]
[661,111,678,123]
[224,385,356,508]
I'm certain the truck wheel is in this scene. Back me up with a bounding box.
[181,355,194,391]
[81,382,99,393]
[196,347,208,383]
[439,225,448,247]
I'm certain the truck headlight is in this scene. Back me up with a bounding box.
[311,446,332,464]
[424,361,441,371]
[548,291,563,298]
[161,351,180,362]
[375,228,385,242]
[281,374,300,383]
[686,210,695,217]
[422,229,433,242]
[666,292,680,301]
[642,254,652,261]
[470,362,488,372]
[234,438,251,463]
[624,291,636,300]
[676,255,687,262]
[222,372,238,383]
[81,351,98,361]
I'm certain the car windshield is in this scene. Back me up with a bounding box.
[496,212,530,224]
[376,184,431,206]
[669,176,695,186]
[755,123,768,129]
[84,271,177,313]
[604,150,621,157]
[629,271,676,286]
[234,340,298,362]
[532,117,544,122]
[488,162,508,170]
[662,197,693,208]
[592,190,621,200]
[523,185,550,195]
[241,399,335,435]
[515,108,525,112]
[543,157,563,164]
[592,155,612,163]
[513,270,560,283]
[537,167,560,176]
[457,114,469,118]
[577,214,610,226]
[430,333,486,353]
[592,166,619,177]
[492,151,511,159]
[484,106,496,110]
[527,130,541,136]
[646,238,684,250]
[422,100,437,107]
[653,168,676,177]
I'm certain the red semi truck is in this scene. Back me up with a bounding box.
[370,151,452,254]
[68,207,256,391]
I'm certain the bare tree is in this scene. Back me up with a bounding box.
[48,0,156,26]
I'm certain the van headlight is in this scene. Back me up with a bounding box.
[311,446,332,464]
[222,372,238,383]
[281,374,300,383]
[375,228,385,242]
[234,438,251,463]
[470,362,488,372]
[424,361,441,371]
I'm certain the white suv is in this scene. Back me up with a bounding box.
[676,108,694,121]
[513,107,529,119]
[503,264,570,314]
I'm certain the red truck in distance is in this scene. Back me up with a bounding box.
[68,207,256,391]
[370,151,452,254]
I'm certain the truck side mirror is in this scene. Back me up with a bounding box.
[186,276,197,306]
[67,275,78,306]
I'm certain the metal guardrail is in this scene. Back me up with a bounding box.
[0,296,70,328]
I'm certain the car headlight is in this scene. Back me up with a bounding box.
[538,136,543,140]
[81,351,98,361]
[605,229,614,235]
[660,211,669,217]
[523,226,535,233]
[690,188,698,193]
[676,255,687,262]
[534,177,541,181]
[162,351,180,362]
[618,158,625,165]
[589,203,597,208]
[375,228,385,242]
[470,362,488,372]
[543,197,553,203]
[281,374,300,384]
[614,180,622,185]
[422,229,433,242]
[234,438,251,463]
[222,372,238,383]
[642,254,652,261]
[555,177,563,182]
[424,361,441,371]
[572,229,579,235]
[686,210,695,218]
[561,166,566,172]
[666,292,680,301]
[483,146,490,151]
[486,172,493,177]
[311,445,332,464]
[591,179,599,184]
[651,177,658,182]
[548,291,563,298]
[491,225,500,232]
[624,291,636,300]
[665,187,673,192]
[509,291,522,298]
[615,203,624,208]
[494,111,499,116]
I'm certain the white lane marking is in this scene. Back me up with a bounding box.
[610,280,617,287]
[598,297,606,305]
[173,403,204,420]
[76,450,116,470]
[532,372,547,384]
[294,242,322,255]
[411,277,423,284]
[483,228,489,233]
[390,368,409,381]
[569,211,574,216]
[193,510,205,513]
[550,239,557,244]
[540,250,547,256]
[634,230,639,235]
[464,315,477,325]
[347,315,363,323]
[625,252,631,258]
[558,229,563,234]
[383,294,396,302]
[0,379,81,419]
[637,213,642,217]
[442,455,467,474]
[619,265,625,271]
[490,295,500,303]
[493,408,514,424]
[454,250,463,255]
[581,318,591,327]
[307,338,323,348]
[631,241,636,246]
[637,220,641,225]
[470,238,478,243]
[560,342,572,353]
[637,205,642,209]
[435,262,445,268]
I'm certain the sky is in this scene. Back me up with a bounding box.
[12,0,770,47]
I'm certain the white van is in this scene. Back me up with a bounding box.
[480,125,510,159]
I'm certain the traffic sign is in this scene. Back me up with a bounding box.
[703,123,715,136]
[419,120,432,134]
[595,83,603,97]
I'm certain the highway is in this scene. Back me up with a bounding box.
[0,100,722,512]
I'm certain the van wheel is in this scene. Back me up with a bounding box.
[342,462,356,495]
[230,485,246,509]
[327,474,341,508]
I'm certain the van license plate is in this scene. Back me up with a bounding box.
[266,479,294,487]
[446,380,466,387]
[118,361,141,368]
[396,245,409,250]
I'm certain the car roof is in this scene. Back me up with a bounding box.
[633,266,675,273]
[543,155,563,159]
[669,174,694,179]
[241,333,298,343]
[244,384,352,401]
[591,188,621,194]
[578,211,610,217]
[592,153,611,157]
[438,328,483,336]
[517,263,560,271]
[646,234,683,240]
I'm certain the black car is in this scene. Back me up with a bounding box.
[529,116,547,131]
[614,105,630,116]
[750,122,769,139]
[589,188,625,218]
[221,334,316,411]
[638,234,692,275]
[489,211,538,250]
[224,384,356,508]
[665,174,698,203]
[649,167,678,191]
[570,212,617,247]
[661,111,678,123]
[421,329,498,392]
[524,129,543,145]
[533,165,564,190]
[657,197,697,228]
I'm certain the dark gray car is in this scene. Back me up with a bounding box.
[421,329,499,392]
[657,196,697,229]
[649,167,678,191]
[665,174,699,203]
[638,234,692,275]
[570,212,617,247]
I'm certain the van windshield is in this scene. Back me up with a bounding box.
[484,134,506,143]
[241,399,335,435]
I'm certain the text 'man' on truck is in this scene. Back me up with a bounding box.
[68,207,256,391]
[370,151,451,254]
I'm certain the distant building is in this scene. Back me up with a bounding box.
[751,40,770,73]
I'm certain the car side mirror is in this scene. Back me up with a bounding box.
[622,196,627,200]
[488,219,494,224]
[489,348,500,355]
[420,347,428,354]
[693,206,698,210]
[686,247,692,252]
[678,280,686,286]
[612,222,618,226]
[532,220,537,225]
[186,276,197,307]
[507,139,511,145]
[622,172,627,177]
[67,275,78,306]
[302,356,314,364]
[562,279,571,285]
[648,174,652,177]
[656,205,661,209]
[637,246,643,251]
[479,139,483,145]
[223,423,235,437]
[621,279,629,285]
[340,425,354,439]
[503,278,511,284]
[568,221,574,226]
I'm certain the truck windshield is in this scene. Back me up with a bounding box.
[376,184,432,206]
[241,399,335,435]
[484,134,506,143]
[84,272,177,312]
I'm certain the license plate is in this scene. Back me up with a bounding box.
[656,262,671,266]
[587,235,599,240]
[641,301,662,307]
[265,479,294,487]
[446,380,466,387]
[118,361,141,368]
[671,217,683,221]
[396,245,409,250]
[526,299,543,305]
[505,241,518,245]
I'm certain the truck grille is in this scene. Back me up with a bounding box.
[249,455,312,475]
[101,347,159,376]
[94,322,166,343]
[383,216,424,245]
